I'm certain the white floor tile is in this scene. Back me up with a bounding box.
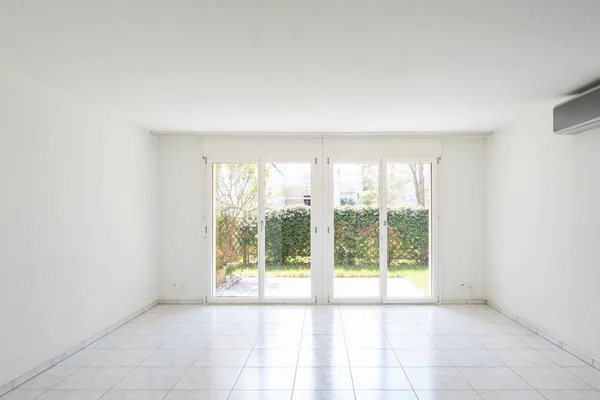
[512,367,592,390]
[351,367,413,390]
[491,349,555,366]
[462,323,509,335]
[164,390,230,400]
[563,367,600,389]
[55,367,133,390]
[101,389,170,400]
[136,323,186,335]
[209,334,258,349]
[477,390,545,399]
[246,348,299,367]
[11,305,596,400]
[415,391,482,400]
[381,323,427,335]
[228,390,292,400]
[443,349,505,367]
[515,335,556,349]
[388,335,438,349]
[404,367,471,390]
[294,367,353,390]
[355,391,417,400]
[161,334,214,349]
[19,367,80,390]
[298,348,349,367]
[141,348,202,367]
[174,367,242,390]
[537,349,588,367]
[292,391,355,400]
[538,390,600,399]
[234,367,296,390]
[497,323,535,335]
[58,350,107,367]
[344,334,391,349]
[429,335,483,349]
[474,335,530,349]
[348,349,401,367]
[178,323,225,335]
[35,390,106,400]
[115,335,171,349]
[113,366,187,389]
[88,349,155,367]
[301,335,345,349]
[0,390,46,400]
[262,322,304,335]
[420,323,467,335]
[458,367,531,390]
[395,350,453,367]
[87,334,130,349]
[220,322,266,335]
[193,349,251,367]
[303,323,344,335]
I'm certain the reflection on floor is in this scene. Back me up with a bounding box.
[218,277,424,298]
[5,304,599,400]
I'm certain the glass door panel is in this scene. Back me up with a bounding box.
[386,162,432,298]
[332,163,380,298]
[213,162,259,298]
[264,162,312,298]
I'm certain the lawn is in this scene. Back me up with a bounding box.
[226,262,430,294]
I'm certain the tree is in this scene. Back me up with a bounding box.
[408,163,426,207]
[215,163,259,266]
[359,163,379,206]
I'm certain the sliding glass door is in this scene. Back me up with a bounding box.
[209,158,319,302]
[212,162,260,299]
[264,162,313,298]
[384,161,433,299]
[331,163,381,299]
[325,159,436,303]
[208,154,435,303]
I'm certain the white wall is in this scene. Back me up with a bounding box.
[158,135,487,302]
[158,136,206,300]
[487,101,600,360]
[441,137,487,300]
[0,67,159,388]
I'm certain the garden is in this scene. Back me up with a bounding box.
[217,205,430,294]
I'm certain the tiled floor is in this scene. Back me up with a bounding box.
[4,304,600,400]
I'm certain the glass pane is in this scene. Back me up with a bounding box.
[213,163,259,297]
[386,162,431,297]
[333,163,380,298]
[265,163,312,298]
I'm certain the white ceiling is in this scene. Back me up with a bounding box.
[1,0,600,133]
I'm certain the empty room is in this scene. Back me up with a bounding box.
[1,1,600,399]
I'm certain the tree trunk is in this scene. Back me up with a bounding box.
[409,164,424,206]
[243,244,250,264]
[417,163,425,207]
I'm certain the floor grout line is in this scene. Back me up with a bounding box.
[289,304,307,400]
[225,305,272,399]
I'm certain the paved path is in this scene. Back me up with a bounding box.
[219,276,425,298]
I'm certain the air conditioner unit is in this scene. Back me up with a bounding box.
[554,84,600,135]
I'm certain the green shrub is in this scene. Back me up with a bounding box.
[217,205,429,267]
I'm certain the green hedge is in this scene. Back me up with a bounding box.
[218,205,429,267]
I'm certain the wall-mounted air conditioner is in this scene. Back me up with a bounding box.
[554,84,600,135]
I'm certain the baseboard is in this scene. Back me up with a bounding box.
[158,298,489,305]
[440,298,487,305]
[159,299,205,304]
[487,297,600,371]
[0,299,159,397]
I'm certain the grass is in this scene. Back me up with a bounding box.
[226,262,430,294]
